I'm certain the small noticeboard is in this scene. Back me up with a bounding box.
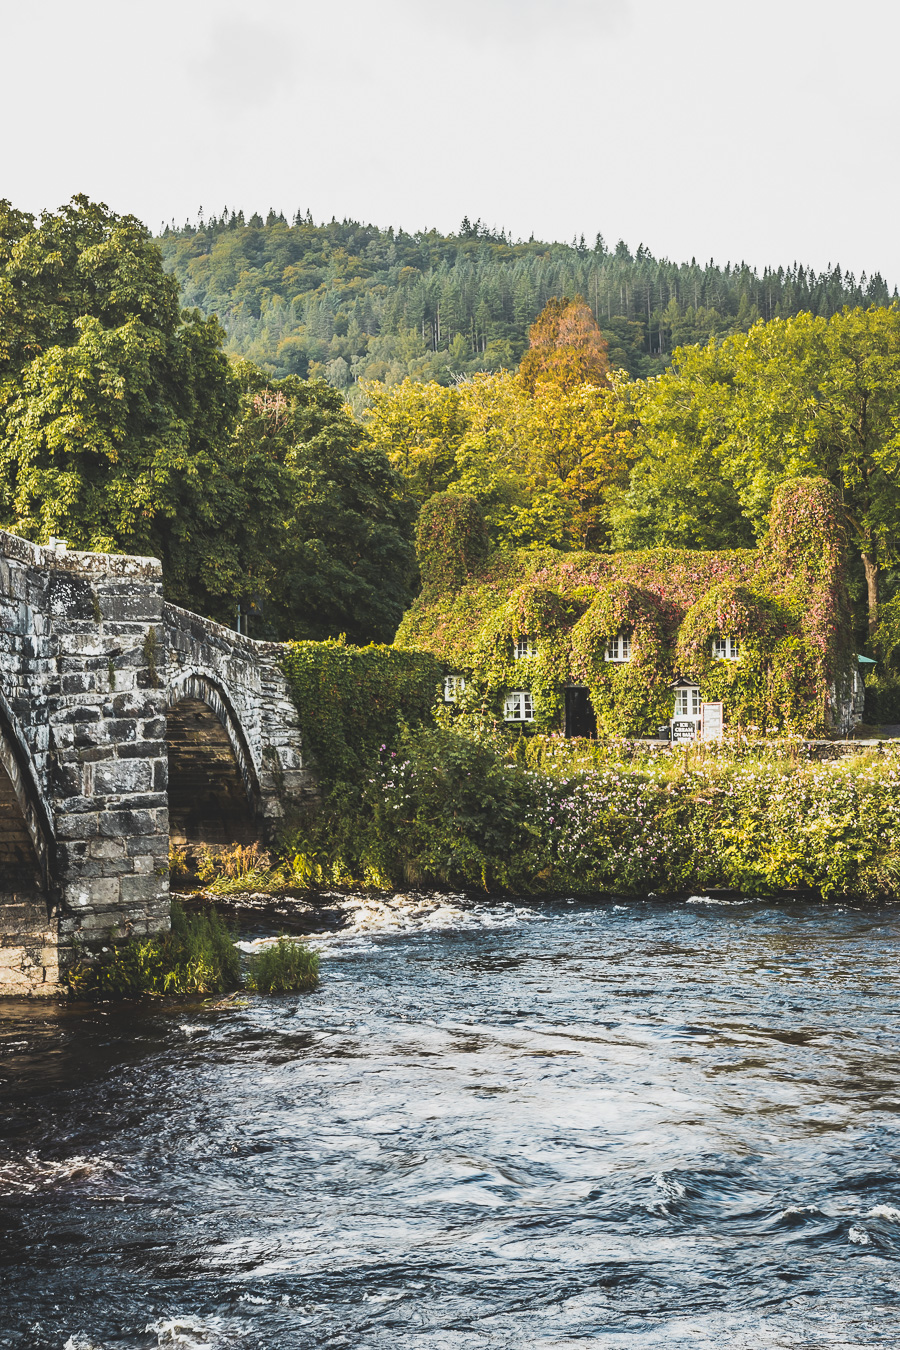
[701,701,724,741]
[671,720,697,743]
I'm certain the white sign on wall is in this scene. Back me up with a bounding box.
[701,701,724,741]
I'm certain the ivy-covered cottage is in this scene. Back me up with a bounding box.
[395,478,859,739]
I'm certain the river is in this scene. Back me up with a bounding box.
[1,897,900,1348]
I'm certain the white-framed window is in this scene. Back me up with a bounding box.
[443,674,466,702]
[674,687,701,718]
[712,636,740,660]
[504,690,534,722]
[513,636,537,660]
[605,633,631,663]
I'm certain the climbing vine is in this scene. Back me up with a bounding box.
[416,491,490,594]
[283,638,442,784]
[396,478,855,737]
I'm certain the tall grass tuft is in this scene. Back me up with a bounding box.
[246,938,320,994]
[68,901,241,1000]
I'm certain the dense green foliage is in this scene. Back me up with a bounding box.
[397,480,852,738]
[609,307,900,640]
[285,725,900,901]
[0,197,417,641]
[282,638,442,784]
[246,938,319,993]
[864,673,900,724]
[0,196,239,598]
[226,363,416,642]
[68,902,240,999]
[416,492,490,592]
[159,212,893,390]
[364,300,635,552]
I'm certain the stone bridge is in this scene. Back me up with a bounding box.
[0,532,314,996]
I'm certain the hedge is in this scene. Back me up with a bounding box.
[282,638,442,785]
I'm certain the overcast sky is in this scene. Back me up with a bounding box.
[3,0,897,283]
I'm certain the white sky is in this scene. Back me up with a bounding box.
[3,0,897,283]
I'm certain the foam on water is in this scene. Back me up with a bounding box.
[0,1151,115,1195]
[235,891,537,954]
[868,1204,900,1221]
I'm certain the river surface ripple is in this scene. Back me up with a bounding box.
[2,898,900,1348]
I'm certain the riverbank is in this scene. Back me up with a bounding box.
[182,729,900,905]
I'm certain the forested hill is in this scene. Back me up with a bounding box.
[159,212,897,391]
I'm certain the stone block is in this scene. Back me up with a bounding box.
[89,838,127,860]
[118,792,168,811]
[111,692,159,719]
[62,672,94,695]
[119,873,167,905]
[127,833,168,858]
[68,857,133,879]
[117,740,166,760]
[98,592,163,623]
[105,719,138,742]
[59,705,101,724]
[99,808,156,837]
[65,877,120,909]
[55,811,100,840]
[92,759,153,796]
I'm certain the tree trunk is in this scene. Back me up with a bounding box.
[862,549,879,639]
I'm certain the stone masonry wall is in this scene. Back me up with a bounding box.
[0,534,170,994]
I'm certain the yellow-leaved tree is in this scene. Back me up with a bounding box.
[363,297,636,551]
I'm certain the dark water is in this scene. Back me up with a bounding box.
[2,898,900,1349]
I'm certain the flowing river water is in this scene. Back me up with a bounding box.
[2,896,900,1348]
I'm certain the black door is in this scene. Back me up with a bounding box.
[565,687,597,738]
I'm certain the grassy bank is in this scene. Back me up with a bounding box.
[68,901,319,1000]
[251,728,900,903]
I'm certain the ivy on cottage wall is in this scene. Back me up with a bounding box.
[570,582,674,735]
[458,583,580,731]
[396,477,854,738]
[673,581,821,732]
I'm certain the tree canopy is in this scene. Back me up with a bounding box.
[609,306,900,635]
[158,211,894,394]
[0,196,417,643]
[518,296,610,393]
[363,299,633,552]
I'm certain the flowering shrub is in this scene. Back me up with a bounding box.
[284,726,900,901]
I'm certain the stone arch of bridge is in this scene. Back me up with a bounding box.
[165,672,261,847]
[0,684,55,890]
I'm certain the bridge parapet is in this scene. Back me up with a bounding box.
[163,604,311,839]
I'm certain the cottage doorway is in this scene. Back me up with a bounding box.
[565,687,597,738]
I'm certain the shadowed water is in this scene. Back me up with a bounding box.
[1,898,900,1348]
